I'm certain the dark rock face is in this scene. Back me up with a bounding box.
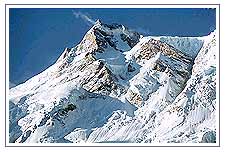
[137,38,193,63]
[73,20,140,56]
[56,52,121,96]
[125,37,195,107]
[54,21,141,96]
[201,131,216,143]
[93,22,140,52]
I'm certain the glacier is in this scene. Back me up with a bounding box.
[9,20,217,144]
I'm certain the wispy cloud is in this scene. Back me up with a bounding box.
[72,10,96,26]
[72,10,152,36]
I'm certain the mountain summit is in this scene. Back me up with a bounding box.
[9,21,216,144]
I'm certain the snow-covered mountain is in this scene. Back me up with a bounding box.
[9,20,217,144]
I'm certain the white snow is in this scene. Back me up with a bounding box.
[9,21,217,144]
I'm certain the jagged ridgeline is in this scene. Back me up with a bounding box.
[9,20,216,143]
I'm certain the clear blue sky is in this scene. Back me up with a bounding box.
[9,8,216,85]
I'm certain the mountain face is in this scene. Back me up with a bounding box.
[9,20,217,144]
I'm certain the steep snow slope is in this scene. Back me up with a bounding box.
[9,20,139,143]
[86,31,217,143]
[151,31,216,143]
[9,20,217,144]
